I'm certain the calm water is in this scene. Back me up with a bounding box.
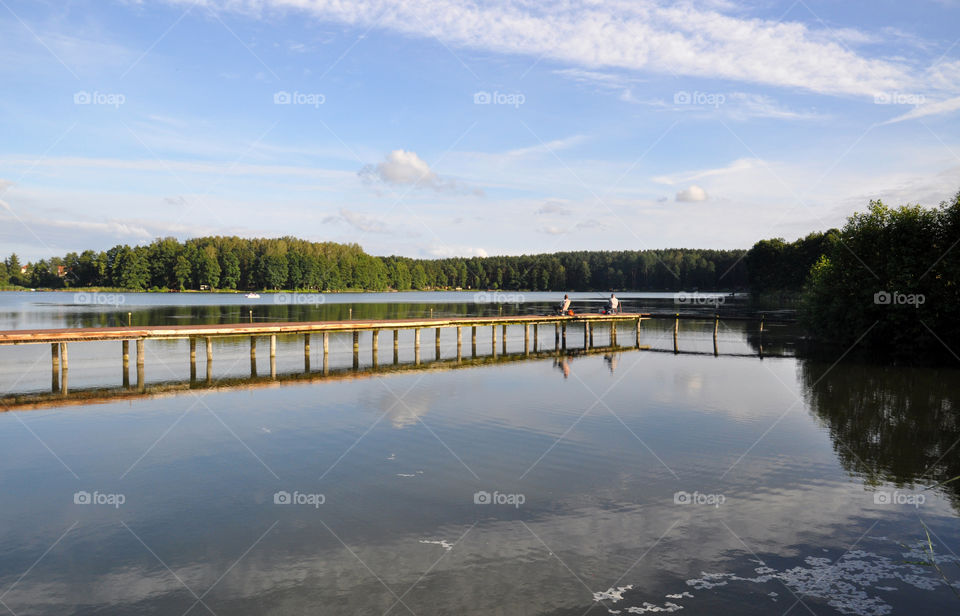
[0,292,957,615]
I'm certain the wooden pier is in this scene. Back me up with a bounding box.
[0,313,651,394]
[0,311,789,409]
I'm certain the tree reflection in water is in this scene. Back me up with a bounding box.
[800,357,960,511]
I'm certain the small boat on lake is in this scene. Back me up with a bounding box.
[245,293,261,299]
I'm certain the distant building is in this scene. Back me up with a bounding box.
[57,265,69,277]
[20,265,29,275]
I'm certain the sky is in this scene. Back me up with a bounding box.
[1,0,959,262]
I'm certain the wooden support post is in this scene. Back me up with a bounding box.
[502,324,507,354]
[51,343,59,393]
[349,308,353,320]
[430,308,434,318]
[533,323,539,352]
[372,329,379,367]
[583,322,589,349]
[323,332,329,356]
[304,333,311,372]
[588,321,594,347]
[491,325,497,356]
[127,312,132,326]
[759,314,765,333]
[270,335,277,358]
[472,326,477,357]
[205,337,213,363]
[353,331,359,369]
[611,321,617,346]
[561,323,567,350]
[714,314,719,337]
[60,342,68,371]
[249,310,253,323]
[524,324,530,355]
[61,360,68,395]
[555,323,560,349]
[415,328,421,365]
[393,329,399,364]
[457,327,463,361]
[250,336,257,360]
[136,339,144,366]
[189,338,197,383]
[122,340,130,387]
[323,344,329,375]
[270,354,276,379]
[674,313,680,335]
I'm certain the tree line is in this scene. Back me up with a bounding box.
[1,238,748,292]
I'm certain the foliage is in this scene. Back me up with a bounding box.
[4,237,749,292]
[800,192,960,352]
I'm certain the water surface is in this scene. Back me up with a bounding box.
[0,293,956,615]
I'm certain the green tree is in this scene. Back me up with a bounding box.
[174,255,192,290]
[113,246,150,290]
[197,245,221,289]
[411,263,428,289]
[220,251,240,289]
[801,193,959,354]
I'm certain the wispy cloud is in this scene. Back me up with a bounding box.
[880,95,960,124]
[654,159,757,186]
[174,0,932,98]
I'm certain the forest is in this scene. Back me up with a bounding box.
[0,239,748,293]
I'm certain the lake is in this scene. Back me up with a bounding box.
[0,291,957,615]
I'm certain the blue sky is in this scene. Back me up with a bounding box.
[1,0,959,261]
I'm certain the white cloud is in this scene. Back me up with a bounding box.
[505,136,586,158]
[880,95,960,124]
[538,225,567,235]
[173,0,936,98]
[324,209,391,234]
[536,200,572,216]
[359,149,482,195]
[676,185,709,202]
[365,149,435,185]
[725,93,827,121]
[655,159,756,186]
[426,245,488,258]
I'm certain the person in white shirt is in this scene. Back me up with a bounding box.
[607,293,620,314]
[558,294,571,314]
